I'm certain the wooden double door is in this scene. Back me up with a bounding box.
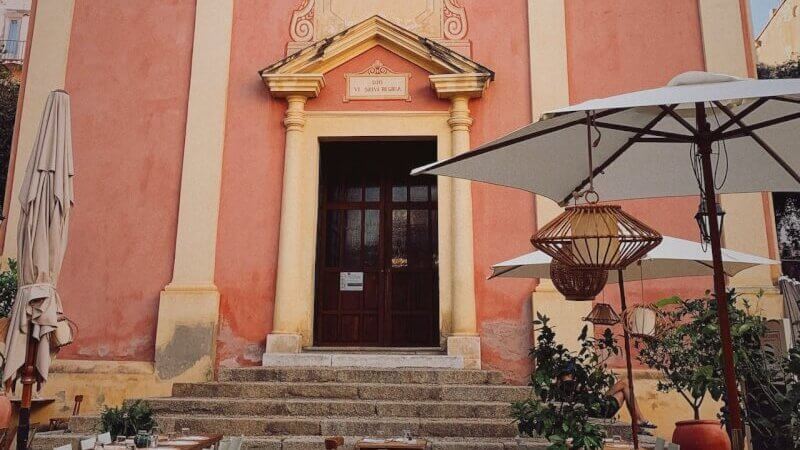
[314,141,439,347]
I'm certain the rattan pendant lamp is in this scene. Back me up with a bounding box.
[531,113,662,271]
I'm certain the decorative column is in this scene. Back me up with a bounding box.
[154,0,233,382]
[262,74,325,354]
[431,73,490,369]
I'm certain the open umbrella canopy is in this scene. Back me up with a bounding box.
[413,72,800,205]
[490,236,778,281]
[3,90,74,389]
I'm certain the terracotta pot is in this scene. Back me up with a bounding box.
[0,392,11,428]
[672,419,731,450]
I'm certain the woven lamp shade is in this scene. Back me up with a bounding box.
[550,258,608,301]
[583,303,621,326]
[532,204,662,270]
[621,304,664,339]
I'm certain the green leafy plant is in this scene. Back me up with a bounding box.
[511,313,619,449]
[99,400,156,440]
[0,66,19,210]
[637,291,768,421]
[0,259,18,318]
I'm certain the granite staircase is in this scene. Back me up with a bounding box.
[37,366,553,449]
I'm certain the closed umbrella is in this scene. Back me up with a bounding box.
[3,90,74,450]
[414,71,800,449]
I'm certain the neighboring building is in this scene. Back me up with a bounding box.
[0,0,30,73]
[755,0,800,65]
[2,0,779,437]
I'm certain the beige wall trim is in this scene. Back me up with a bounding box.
[167,0,234,287]
[266,111,454,351]
[3,0,75,258]
[154,0,234,383]
[50,359,155,375]
[697,0,750,77]
[526,0,589,350]
[527,0,570,120]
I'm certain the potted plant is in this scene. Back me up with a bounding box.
[637,291,767,450]
[99,400,156,441]
[511,314,619,449]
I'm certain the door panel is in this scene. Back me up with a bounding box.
[315,141,438,347]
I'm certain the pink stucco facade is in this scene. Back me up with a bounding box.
[5,0,767,389]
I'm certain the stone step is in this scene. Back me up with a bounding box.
[154,415,520,438]
[262,353,463,369]
[219,367,505,385]
[172,382,531,402]
[32,433,551,450]
[145,397,511,418]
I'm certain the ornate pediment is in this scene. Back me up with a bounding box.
[286,0,470,56]
[259,15,492,99]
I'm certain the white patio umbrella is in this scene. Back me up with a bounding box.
[490,236,778,448]
[3,90,74,450]
[413,71,800,449]
[490,236,778,281]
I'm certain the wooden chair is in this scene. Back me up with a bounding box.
[324,436,344,449]
[27,423,40,450]
[0,427,16,450]
[49,395,83,431]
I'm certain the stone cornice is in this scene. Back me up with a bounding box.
[262,73,325,98]
[429,73,492,99]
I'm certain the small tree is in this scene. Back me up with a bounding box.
[757,59,800,80]
[0,66,19,211]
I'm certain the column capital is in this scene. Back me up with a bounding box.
[262,73,325,98]
[283,95,308,131]
[447,95,473,132]
[430,73,491,100]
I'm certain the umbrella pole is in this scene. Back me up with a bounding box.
[617,270,639,449]
[17,333,37,450]
[696,102,745,450]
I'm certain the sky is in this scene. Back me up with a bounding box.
[751,0,784,36]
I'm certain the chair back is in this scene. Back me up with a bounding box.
[227,436,243,450]
[72,396,84,416]
[1,427,16,450]
[216,439,230,450]
[654,437,665,450]
[27,424,40,450]
[53,444,73,450]
[96,432,112,445]
[79,436,96,450]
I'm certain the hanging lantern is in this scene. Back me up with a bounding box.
[583,303,621,326]
[550,258,608,301]
[695,200,725,244]
[532,203,662,270]
[621,304,661,338]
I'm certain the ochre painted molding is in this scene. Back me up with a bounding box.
[429,73,490,99]
[262,74,325,98]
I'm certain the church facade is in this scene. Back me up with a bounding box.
[2,0,780,434]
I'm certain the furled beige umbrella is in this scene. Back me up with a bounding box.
[2,90,73,450]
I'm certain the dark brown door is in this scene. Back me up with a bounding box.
[314,141,439,347]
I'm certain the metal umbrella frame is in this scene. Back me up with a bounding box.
[416,72,800,449]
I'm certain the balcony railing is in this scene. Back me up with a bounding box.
[0,40,25,63]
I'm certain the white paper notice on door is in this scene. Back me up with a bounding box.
[340,272,364,291]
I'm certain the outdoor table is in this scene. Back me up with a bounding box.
[102,434,223,450]
[354,438,427,449]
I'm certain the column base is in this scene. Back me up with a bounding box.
[447,335,481,369]
[265,333,303,354]
[154,285,220,382]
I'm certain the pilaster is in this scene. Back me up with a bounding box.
[263,75,324,354]
[154,0,233,382]
[430,74,490,369]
